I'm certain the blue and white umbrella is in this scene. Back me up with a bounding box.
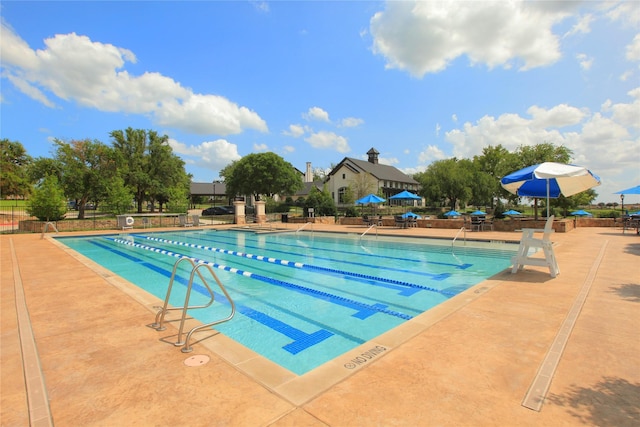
[501,162,601,217]
[444,210,461,217]
[503,209,522,216]
[570,210,592,216]
[470,210,487,216]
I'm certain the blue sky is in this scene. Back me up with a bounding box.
[1,1,638,204]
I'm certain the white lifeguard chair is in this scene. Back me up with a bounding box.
[511,215,559,278]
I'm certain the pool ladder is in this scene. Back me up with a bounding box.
[150,258,235,353]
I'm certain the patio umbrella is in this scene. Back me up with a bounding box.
[444,210,461,217]
[500,162,601,217]
[614,184,640,195]
[503,209,522,216]
[470,210,487,216]
[389,190,421,213]
[401,211,421,219]
[389,190,421,201]
[356,193,385,216]
[355,194,386,205]
[570,210,592,216]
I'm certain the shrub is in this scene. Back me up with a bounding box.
[27,175,67,221]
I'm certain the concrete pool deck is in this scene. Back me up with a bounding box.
[2,224,639,426]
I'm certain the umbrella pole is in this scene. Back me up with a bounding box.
[546,179,550,218]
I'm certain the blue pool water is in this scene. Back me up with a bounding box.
[57,230,517,375]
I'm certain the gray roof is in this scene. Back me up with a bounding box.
[293,181,324,197]
[329,157,419,184]
[190,182,227,195]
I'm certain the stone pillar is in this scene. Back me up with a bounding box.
[233,200,246,225]
[255,200,266,224]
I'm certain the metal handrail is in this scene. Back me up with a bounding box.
[151,258,235,353]
[151,258,214,331]
[452,226,466,248]
[360,224,377,239]
[296,222,313,233]
[178,263,236,353]
[40,221,59,239]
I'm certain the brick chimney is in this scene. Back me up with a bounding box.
[305,162,312,182]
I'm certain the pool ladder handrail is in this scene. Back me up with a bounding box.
[359,223,378,239]
[151,258,235,353]
[452,226,467,249]
[296,222,313,233]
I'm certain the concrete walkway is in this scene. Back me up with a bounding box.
[2,224,639,426]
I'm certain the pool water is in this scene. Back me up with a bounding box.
[57,230,517,375]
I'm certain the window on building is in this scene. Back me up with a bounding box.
[338,187,347,203]
[342,173,346,179]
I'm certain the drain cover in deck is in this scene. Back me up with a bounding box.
[184,354,210,366]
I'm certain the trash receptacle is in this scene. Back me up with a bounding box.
[281,214,288,223]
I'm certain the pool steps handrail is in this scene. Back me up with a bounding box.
[40,221,59,239]
[360,224,378,239]
[296,222,313,233]
[150,258,235,353]
[451,226,467,249]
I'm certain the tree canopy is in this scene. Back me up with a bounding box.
[1,138,32,199]
[110,128,189,213]
[220,152,303,200]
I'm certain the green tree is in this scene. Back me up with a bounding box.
[304,185,336,216]
[27,175,67,221]
[111,128,188,213]
[165,185,189,213]
[51,138,115,219]
[416,158,473,210]
[473,145,515,208]
[220,152,303,200]
[103,176,133,215]
[0,139,32,200]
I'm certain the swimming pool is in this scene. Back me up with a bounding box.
[57,229,518,375]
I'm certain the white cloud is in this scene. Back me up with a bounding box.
[339,117,364,128]
[563,14,594,38]
[378,156,399,166]
[370,0,576,77]
[282,145,295,153]
[303,106,330,122]
[283,124,307,137]
[620,70,634,81]
[168,138,241,171]
[442,94,639,192]
[253,143,268,151]
[0,24,268,136]
[418,145,447,163]
[576,53,594,70]
[250,1,269,13]
[527,104,588,128]
[626,33,640,61]
[304,131,350,153]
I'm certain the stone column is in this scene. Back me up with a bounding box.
[233,200,245,225]
[255,200,266,224]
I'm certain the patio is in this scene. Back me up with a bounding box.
[2,224,639,426]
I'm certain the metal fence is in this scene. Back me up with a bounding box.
[0,206,235,234]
